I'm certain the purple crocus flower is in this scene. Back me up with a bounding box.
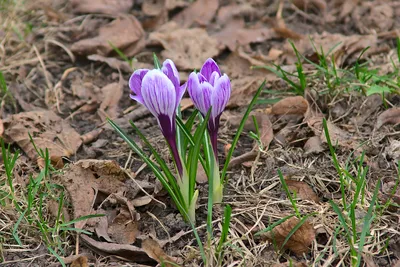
[187,58,231,158]
[129,59,186,176]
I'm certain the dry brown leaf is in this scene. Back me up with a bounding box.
[142,0,187,16]
[2,110,82,160]
[339,0,359,19]
[80,234,154,263]
[59,160,127,229]
[108,208,139,244]
[98,82,123,121]
[264,217,315,255]
[213,18,275,51]
[142,238,175,266]
[131,195,152,207]
[320,120,356,149]
[271,96,309,115]
[228,151,258,170]
[172,0,218,28]
[216,3,256,25]
[71,15,145,57]
[285,179,320,203]
[304,136,324,155]
[292,0,327,13]
[376,108,400,129]
[274,117,302,146]
[81,128,104,145]
[273,19,303,41]
[150,26,220,70]
[70,256,89,267]
[37,155,65,170]
[70,0,133,15]
[259,114,274,149]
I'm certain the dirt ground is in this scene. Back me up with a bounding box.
[1,0,400,266]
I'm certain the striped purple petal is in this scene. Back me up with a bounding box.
[187,72,212,116]
[141,70,176,126]
[200,58,221,81]
[129,69,149,104]
[211,74,231,120]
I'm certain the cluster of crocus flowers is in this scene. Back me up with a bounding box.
[129,57,231,222]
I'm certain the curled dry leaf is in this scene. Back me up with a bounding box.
[285,179,320,203]
[2,110,82,160]
[150,26,220,70]
[70,0,133,15]
[81,234,155,263]
[59,159,126,229]
[172,0,218,28]
[376,108,400,129]
[71,15,145,57]
[263,217,315,255]
[142,238,176,267]
[271,96,309,115]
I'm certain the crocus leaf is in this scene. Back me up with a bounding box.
[128,120,184,205]
[107,119,186,217]
[187,108,211,201]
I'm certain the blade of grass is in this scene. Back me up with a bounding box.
[221,80,266,183]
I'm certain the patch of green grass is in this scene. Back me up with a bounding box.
[256,37,400,102]
[323,118,381,267]
[0,138,102,265]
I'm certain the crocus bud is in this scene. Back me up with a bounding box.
[187,58,231,158]
[129,59,186,176]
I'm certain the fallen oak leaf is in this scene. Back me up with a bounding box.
[142,238,176,267]
[376,108,400,129]
[271,96,309,115]
[263,217,315,255]
[149,26,220,70]
[71,15,145,57]
[285,179,320,203]
[80,235,155,263]
[59,160,127,229]
[172,0,218,28]
[2,110,82,160]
